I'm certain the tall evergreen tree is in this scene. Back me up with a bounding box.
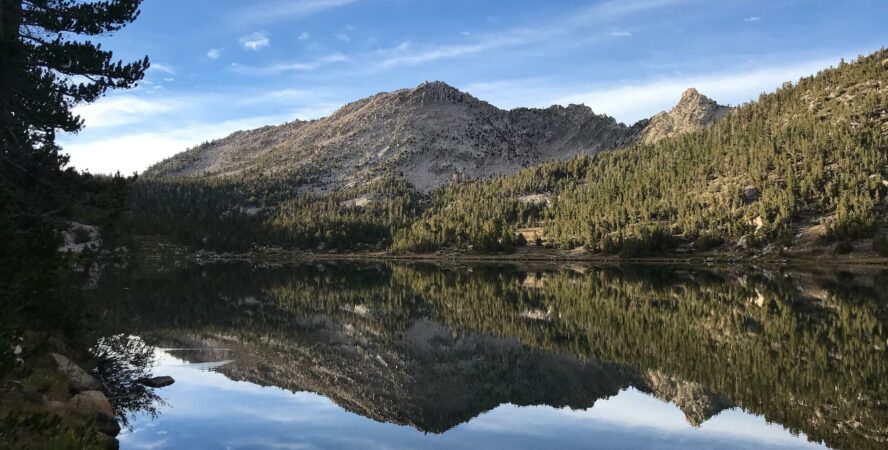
[0,0,148,375]
[1,0,148,207]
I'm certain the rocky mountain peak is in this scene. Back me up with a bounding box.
[145,82,734,191]
[676,88,720,111]
[638,88,732,144]
[678,87,703,101]
[404,80,470,105]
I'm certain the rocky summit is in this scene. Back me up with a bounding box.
[144,81,729,192]
[639,88,732,145]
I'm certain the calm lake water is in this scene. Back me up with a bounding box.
[89,261,888,450]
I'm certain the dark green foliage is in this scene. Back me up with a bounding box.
[124,175,425,251]
[873,234,888,257]
[91,335,161,428]
[1,0,148,171]
[0,411,104,449]
[0,0,147,376]
[835,239,854,254]
[693,233,725,252]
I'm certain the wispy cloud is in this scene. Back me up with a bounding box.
[334,32,351,43]
[150,63,175,74]
[231,53,349,75]
[61,88,343,174]
[375,27,544,69]
[240,31,271,51]
[370,0,681,70]
[744,16,761,22]
[237,0,359,24]
[73,95,185,128]
[297,32,310,41]
[62,116,290,175]
[207,48,221,59]
[571,0,685,23]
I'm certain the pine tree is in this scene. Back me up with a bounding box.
[1,0,149,192]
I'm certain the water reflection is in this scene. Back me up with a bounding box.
[92,261,888,449]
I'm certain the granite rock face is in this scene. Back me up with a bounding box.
[145,82,724,192]
[51,353,102,393]
[639,88,732,145]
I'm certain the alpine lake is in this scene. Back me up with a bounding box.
[85,259,888,450]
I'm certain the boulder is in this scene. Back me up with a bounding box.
[139,375,175,388]
[51,353,101,393]
[68,390,114,418]
[68,390,120,437]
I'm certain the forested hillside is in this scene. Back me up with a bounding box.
[125,50,887,257]
[392,50,888,255]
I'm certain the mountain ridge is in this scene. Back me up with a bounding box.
[144,81,728,192]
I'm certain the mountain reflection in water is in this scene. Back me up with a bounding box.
[90,261,888,450]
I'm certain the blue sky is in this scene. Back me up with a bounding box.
[60,0,888,174]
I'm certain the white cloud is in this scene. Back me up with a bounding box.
[240,31,271,51]
[572,0,684,23]
[610,30,632,37]
[371,0,680,70]
[744,16,761,22]
[334,32,351,43]
[62,116,290,175]
[375,28,541,69]
[297,32,310,41]
[207,48,221,59]
[149,63,175,75]
[235,88,321,106]
[72,95,184,129]
[231,53,349,75]
[60,88,345,174]
[237,0,359,24]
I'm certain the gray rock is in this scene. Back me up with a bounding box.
[142,81,642,192]
[68,390,114,418]
[51,353,101,393]
[139,375,175,388]
[68,390,120,436]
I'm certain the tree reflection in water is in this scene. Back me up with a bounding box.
[90,261,888,450]
[91,334,163,428]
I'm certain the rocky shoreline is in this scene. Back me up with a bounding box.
[1,341,174,449]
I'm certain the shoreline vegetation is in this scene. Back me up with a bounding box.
[130,236,888,267]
